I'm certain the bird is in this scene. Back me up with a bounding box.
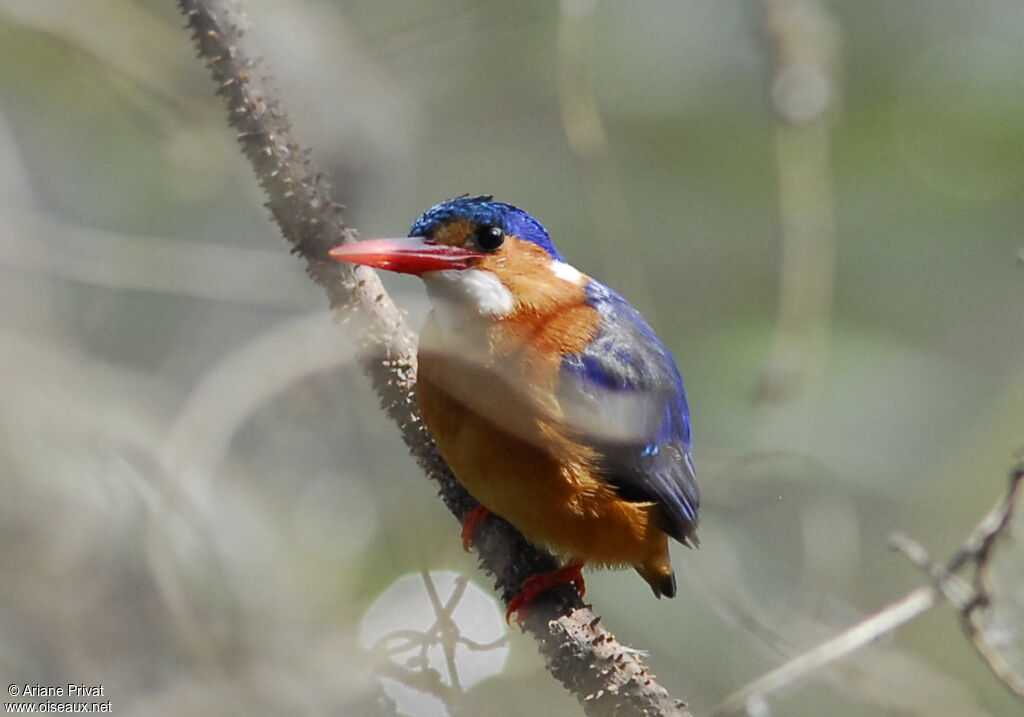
[329,195,699,621]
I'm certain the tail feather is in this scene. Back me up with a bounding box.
[636,559,677,598]
[652,571,677,599]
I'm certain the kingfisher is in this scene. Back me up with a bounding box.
[330,196,699,620]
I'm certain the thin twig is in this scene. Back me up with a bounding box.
[176,1,690,713]
[419,570,464,693]
[960,465,1024,701]
[711,585,940,716]
[713,466,1024,714]
[888,533,973,609]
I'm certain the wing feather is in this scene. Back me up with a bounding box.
[559,281,699,545]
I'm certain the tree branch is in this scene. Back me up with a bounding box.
[176,0,691,713]
[712,463,1024,714]
[960,463,1024,701]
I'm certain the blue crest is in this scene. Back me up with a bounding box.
[409,195,564,261]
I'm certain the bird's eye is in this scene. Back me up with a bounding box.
[474,224,505,252]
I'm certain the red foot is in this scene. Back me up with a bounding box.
[461,505,492,552]
[506,563,586,624]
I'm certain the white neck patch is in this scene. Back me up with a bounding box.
[550,260,584,284]
[422,269,514,334]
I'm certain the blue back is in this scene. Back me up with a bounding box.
[561,280,699,543]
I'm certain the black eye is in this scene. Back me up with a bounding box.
[474,224,505,252]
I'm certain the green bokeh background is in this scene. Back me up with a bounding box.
[1,1,1022,715]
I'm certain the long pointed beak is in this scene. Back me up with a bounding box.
[328,237,477,275]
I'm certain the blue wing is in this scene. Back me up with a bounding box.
[559,281,699,546]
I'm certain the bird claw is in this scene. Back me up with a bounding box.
[461,505,492,551]
[505,563,586,625]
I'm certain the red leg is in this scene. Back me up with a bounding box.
[460,505,492,552]
[506,563,586,624]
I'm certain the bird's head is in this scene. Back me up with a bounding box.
[330,196,587,326]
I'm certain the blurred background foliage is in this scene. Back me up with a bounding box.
[0,0,1022,715]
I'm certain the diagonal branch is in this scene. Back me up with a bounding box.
[176,0,691,713]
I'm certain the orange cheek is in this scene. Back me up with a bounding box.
[478,239,600,398]
[478,239,581,304]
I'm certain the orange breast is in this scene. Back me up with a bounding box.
[415,312,672,575]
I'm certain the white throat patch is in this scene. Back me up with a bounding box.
[422,269,514,334]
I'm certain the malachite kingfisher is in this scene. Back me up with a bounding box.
[330,195,699,620]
